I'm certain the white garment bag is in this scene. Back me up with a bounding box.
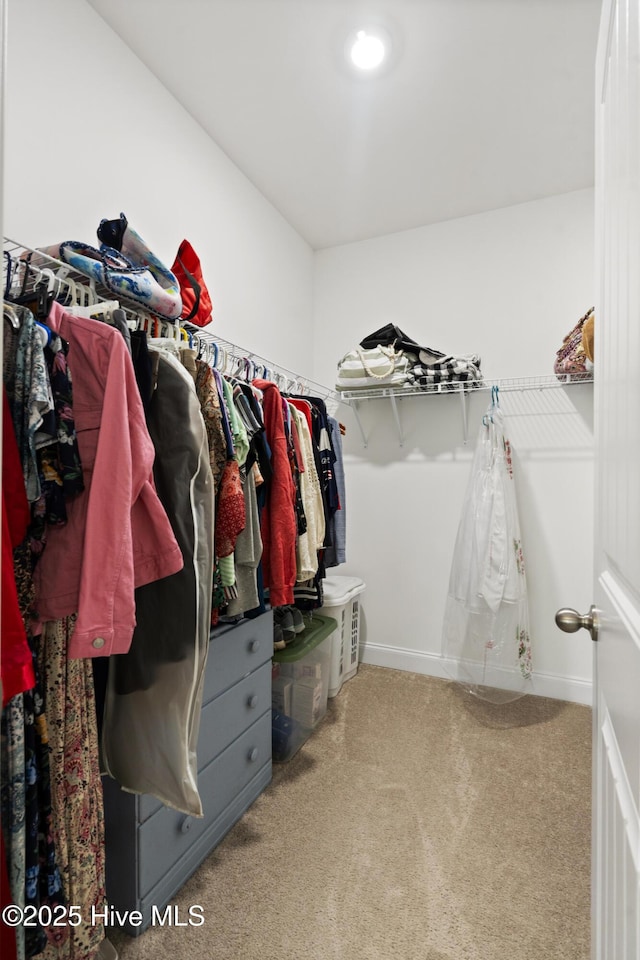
[441,389,533,703]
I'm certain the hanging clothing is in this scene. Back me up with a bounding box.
[102,348,214,816]
[0,830,17,960]
[3,307,53,503]
[215,458,246,600]
[441,397,533,702]
[2,391,35,705]
[324,416,346,567]
[29,333,85,561]
[221,377,249,467]
[225,465,263,618]
[36,616,106,960]
[194,360,227,495]
[252,379,297,607]
[1,696,27,960]
[33,302,184,659]
[290,405,325,582]
[21,642,65,960]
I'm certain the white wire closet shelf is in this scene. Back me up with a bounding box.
[3,237,345,407]
[340,373,594,447]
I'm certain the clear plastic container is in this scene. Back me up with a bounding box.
[271,614,337,761]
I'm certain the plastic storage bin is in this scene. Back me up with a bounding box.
[319,575,366,698]
[271,614,337,761]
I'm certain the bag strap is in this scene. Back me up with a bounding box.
[177,244,201,322]
[357,346,396,379]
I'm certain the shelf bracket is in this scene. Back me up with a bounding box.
[389,393,404,446]
[351,400,368,448]
[460,388,469,445]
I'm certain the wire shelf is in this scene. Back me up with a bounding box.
[340,372,593,447]
[338,373,593,402]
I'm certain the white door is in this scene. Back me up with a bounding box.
[592,0,640,955]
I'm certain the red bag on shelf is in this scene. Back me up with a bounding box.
[171,239,213,327]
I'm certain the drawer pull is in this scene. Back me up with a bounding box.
[247,694,259,709]
[248,747,259,763]
[180,816,193,834]
[249,639,260,653]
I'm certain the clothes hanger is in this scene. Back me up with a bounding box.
[3,251,14,299]
[7,254,55,320]
[139,310,150,332]
[70,299,120,320]
[483,384,500,426]
[34,319,51,347]
[3,302,20,329]
[62,276,79,306]
[38,267,58,295]
[8,253,35,304]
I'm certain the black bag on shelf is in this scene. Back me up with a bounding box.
[359,323,445,361]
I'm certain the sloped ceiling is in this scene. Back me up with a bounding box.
[87,0,601,249]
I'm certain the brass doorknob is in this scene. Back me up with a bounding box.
[555,605,599,642]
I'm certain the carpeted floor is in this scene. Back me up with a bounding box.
[109,664,592,960]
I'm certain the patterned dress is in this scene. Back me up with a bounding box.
[36,618,106,960]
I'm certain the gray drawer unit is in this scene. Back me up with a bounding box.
[203,616,271,703]
[103,611,273,935]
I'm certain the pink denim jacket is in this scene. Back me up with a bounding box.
[34,303,183,658]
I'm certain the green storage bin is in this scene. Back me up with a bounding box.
[271,615,337,761]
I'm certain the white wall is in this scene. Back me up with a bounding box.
[4,0,314,376]
[314,190,595,703]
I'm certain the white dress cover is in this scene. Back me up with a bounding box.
[441,393,533,702]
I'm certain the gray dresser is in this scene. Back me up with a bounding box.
[102,611,273,934]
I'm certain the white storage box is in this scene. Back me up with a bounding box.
[319,575,366,698]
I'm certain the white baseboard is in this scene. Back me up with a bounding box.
[359,641,593,706]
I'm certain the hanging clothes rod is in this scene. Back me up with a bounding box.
[182,321,344,405]
[3,236,346,406]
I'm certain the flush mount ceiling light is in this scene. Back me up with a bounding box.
[345,24,393,75]
[350,29,386,70]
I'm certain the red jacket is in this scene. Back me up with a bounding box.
[253,380,296,606]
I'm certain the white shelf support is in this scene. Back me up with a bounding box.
[460,387,469,445]
[351,400,368,448]
[389,392,404,446]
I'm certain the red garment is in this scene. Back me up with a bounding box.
[1,389,35,705]
[215,459,246,559]
[252,380,296,607]
[288,397,313,434]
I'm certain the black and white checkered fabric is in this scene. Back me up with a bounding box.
[411,354,483,390]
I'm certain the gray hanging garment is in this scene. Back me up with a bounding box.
[101,349,214,816]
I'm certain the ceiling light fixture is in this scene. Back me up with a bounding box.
[350,29,386,71]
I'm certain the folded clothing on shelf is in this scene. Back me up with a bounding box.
[411,352,483,390]
[337,323,483,393]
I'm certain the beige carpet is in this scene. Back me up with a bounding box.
[109,664,591,960]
